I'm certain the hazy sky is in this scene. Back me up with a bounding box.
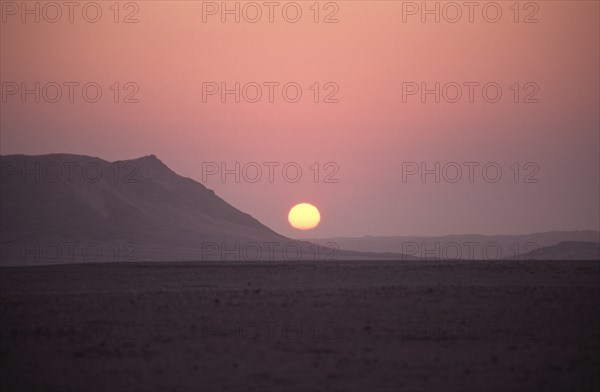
[1,1,598,239]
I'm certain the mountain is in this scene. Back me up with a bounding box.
[0,154,413,265]
[0,154,290,264]
[308,231,600,260]
[515,241,600,260]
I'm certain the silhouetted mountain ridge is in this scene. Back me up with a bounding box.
[1,154,289,263]
[516,241,600,260]
[308,231,600,260]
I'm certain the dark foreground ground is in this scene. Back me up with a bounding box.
[1,260,599,391]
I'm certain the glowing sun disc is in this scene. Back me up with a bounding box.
[288,203,321,230]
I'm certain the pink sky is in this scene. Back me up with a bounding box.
[1,1,598,238]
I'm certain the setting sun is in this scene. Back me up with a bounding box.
[288,203,321,230]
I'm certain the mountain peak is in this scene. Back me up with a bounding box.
[137,154,158,161]
[131,154,161,164]
[125,154,172,175]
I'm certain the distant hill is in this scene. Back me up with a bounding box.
[308,231,600,260]
[515,241,600,260]
[0,154,412,265]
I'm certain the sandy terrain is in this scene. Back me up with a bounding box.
[1,260,599,391]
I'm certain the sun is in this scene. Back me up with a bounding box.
[288,203,321,230]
